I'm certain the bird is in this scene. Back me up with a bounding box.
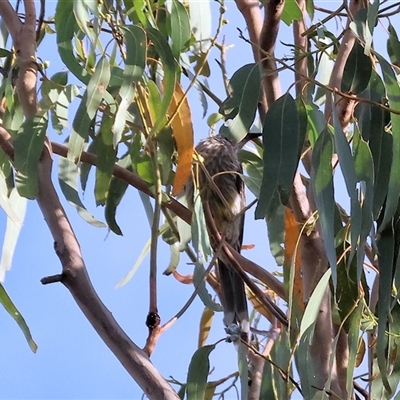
[185,135,249,335]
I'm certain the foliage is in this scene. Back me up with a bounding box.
[1,0,400,399]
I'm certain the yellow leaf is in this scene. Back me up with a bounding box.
[198,307,214,348]
[168,82,194,196]
[247,288,274,323]
[355,336,365,367]
[284,207,304,311]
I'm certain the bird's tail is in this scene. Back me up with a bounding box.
[218,260,249,337]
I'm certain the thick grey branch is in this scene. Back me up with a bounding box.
[234,0,268,118]
[293,0,308,96]
[259,0,284,107]
[38,143,179,399]
[0,1,22,38]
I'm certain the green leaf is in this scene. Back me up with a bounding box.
[305,101,325,148]
[58,157,106,227]
[238,149,263,198]
[366,71,391,219]
[80,138,97,193]
[105,176,128,235]
[73,0,92,38]
[365,0,379,55]
[388,24,400,68]
[68,57,111,161]
[300,268,332,336]
[0,284,37,352]
[104,156,131,235]
[117,236,151,287]
[55,0,90,84]
[219,63,260,143]
[346,302,362,396]
[186,345,215,400]
[188,0,212,53]
[255,93,300,219]
[332,108,362,265]
[112,26,146,147]
[353,129,374,263]
[375,53,400,231]
[311,129,337,288]
[341,41,372,94]
[376,219,394,393]
[0,189,27,282]
[193,262,223,313]
[0,48,12,58]
[306,0,314,20]
[171,0,191,58]
[297,324,319,399]
[14,113,48,199]
[146,28,177,134]
[281,0,302,25]
[95,116,116,206]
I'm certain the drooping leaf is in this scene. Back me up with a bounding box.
[365,0,379,55]
[297,324,319,399]
[255,93,300,219]
[238,149,263,198]
[186,344,215,400]
[58,157,106,227]
[346,302,363,396]
[311,129,337,289]
[193,262,223,313]
[198,307,214,348]
[168,82,194,196]
[353,128,374,279]
[341,41,372,94]
[170,0,191,58]
[363,71,391,219]
[55,0,90,84]
[189,0,212,53]
[112,25,146,147]
[0,284,37,353]
[0,189,27,282]
[117,236,151,287]
[219,63,260,143]
[300,268,332,337]
[375,53,400,231]
[104,156,131,235]
[191,186,211,262]
[95,116,116,206]
[14,113,48,199]
[387,24,400,68]
[68,57,111,161]
[281,0,302,25]
[305,101,325,148]
[376,218,395,393]
[73,0,92,38]
[146,28,177,134]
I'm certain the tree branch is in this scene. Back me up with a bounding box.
[234,0,268,118]
[293,0,308,96]
[0,1,22,38]
[259,0,284,107]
